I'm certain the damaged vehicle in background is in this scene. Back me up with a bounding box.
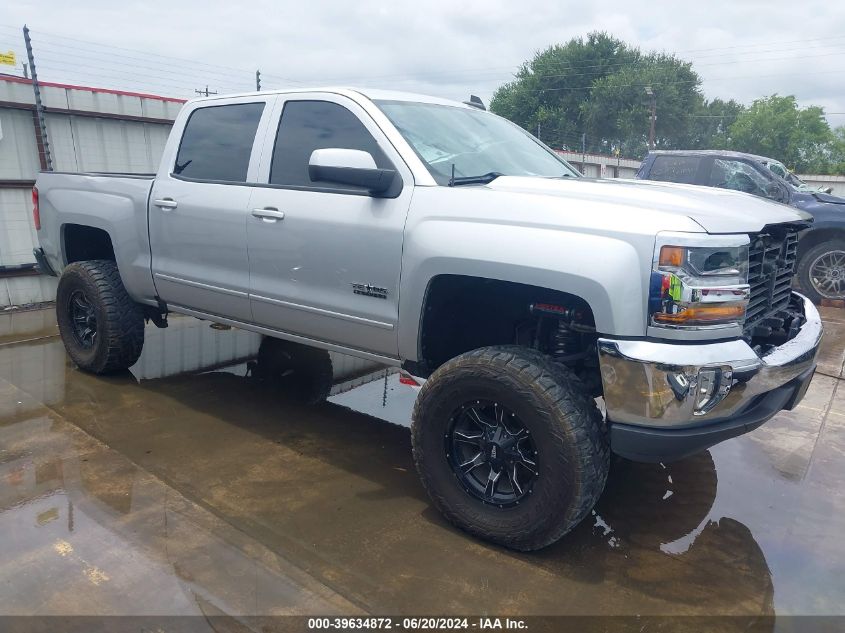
[33,89,822,550]
[637,149,845,302]
[760,157,833,194]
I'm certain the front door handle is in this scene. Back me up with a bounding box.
[153,198,178,210]
[252,207,285,221]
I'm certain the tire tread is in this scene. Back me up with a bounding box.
[57,260,144,374]
[412,345,609,551]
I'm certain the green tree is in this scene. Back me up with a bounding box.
[678,98,745,150]
[490,33,707,156]
[828,126,845,174]
[727,95,833,171]
[491,35,844,173]
[490,32,639,151]
[582,53,702,156]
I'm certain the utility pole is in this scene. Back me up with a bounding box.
[23,25,52,171]
[255,70,261,91]
[536,122,540,141]
[645,85,656,150]
[195,85,218,97]
[581,132,586,174]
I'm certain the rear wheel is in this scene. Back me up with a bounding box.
[253,337,333,404]
[56,260,144,374]
[796,239,845,302]
[411,345,609,551]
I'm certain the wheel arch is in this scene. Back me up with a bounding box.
[798,226,845,256]
[61,223,116,265]
[407,274,599,377]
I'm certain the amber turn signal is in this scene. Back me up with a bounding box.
[653,304,746,325]
[658,246,685,268]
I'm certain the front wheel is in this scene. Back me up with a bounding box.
[796,239,845,303]
[411,345,609,551]
[56,260,145,374]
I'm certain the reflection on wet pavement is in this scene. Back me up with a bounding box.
[1,308,844,621]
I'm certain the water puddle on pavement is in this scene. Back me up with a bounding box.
[1,308,844,621]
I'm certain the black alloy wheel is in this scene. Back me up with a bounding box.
[68,289,98,348]
[56,260,145,374]
[446,400,538,507]
[412,345,609,551]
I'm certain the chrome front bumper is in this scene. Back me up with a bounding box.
[598,293,823,430]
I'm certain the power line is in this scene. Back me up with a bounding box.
[0,24,305,85]
[4,23,845,89]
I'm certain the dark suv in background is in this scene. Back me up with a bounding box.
[637,150,845,302]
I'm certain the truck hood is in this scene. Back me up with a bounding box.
[486,176,808,233]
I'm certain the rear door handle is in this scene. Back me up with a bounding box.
[153,198,178,210]
[252,207,285,221]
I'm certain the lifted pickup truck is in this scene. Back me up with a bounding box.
[34,89,822,550]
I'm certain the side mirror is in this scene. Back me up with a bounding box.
[308,148,397,195]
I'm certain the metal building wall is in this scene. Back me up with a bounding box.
[0,108,41,179]
[555,150,642,179]
[45,113,171,173]
[0,75,180,307]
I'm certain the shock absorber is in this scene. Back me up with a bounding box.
[529,303,586,363]
[551,320,582,361]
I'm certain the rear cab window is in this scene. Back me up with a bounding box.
[646,155,701,184]
[174,103,265,182]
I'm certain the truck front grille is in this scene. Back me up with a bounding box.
[744,228,799,336]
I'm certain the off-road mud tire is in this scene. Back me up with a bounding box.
[411,345,609,551]
[56,260,144,374]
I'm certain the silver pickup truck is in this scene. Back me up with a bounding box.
[33,88,822,551]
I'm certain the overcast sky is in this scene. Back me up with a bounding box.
[2,0,844,127]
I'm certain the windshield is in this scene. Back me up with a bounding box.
[375,100,579,184]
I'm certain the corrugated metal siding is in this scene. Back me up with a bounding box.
[0,79,179,306]
[328,351,382,380]
[45,113,171,173]
[582,163,601,178]
[42,84,184,120]
[0,188,36,266]
[0,276,58,307]
[0,108,40,180]
[0,79,37,107]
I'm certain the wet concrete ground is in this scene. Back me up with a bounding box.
[1,307,844,624]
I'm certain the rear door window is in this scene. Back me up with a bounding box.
[174,103,265,182]
[647,155,701,184]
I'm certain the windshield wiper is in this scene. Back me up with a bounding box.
[448,170,504,186]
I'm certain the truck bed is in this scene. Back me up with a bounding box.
[34,171,159,303]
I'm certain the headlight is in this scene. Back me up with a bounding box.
[648,234,750,328]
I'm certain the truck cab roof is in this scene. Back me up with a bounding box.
[186,87,475,109]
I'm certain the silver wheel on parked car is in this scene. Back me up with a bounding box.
[796,239,845,303]
[809,249,845,299]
